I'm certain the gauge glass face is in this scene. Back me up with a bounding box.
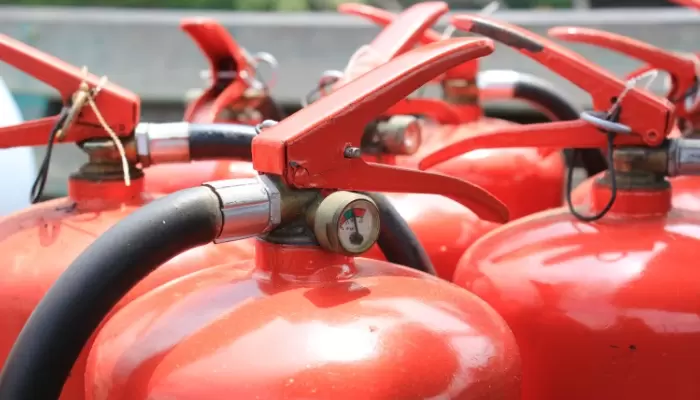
[337,200,378,253]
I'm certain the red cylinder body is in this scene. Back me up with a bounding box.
[0,176,255,400]
[144,160,255,195]
[405,118,565,219]
[86,239,522,400]
[452,179,700,399]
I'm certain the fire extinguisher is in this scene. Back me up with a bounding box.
[545,26,700,212]
[420,14,697,400]
[329,1,608,220]
[156,7,510,281]
[143,18,285,195]
[0,33,293,400]
[0,38,521,400]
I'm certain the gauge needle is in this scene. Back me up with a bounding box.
[349,209,364,245]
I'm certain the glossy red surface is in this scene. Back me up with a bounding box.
[143,160,256,194]
[86,240,521,400]
[0,177,255,400]
[408,119,566,219]
[453,183,700,399]
[363,193,498,280]
[572,172,700,212]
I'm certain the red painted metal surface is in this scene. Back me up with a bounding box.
[0,34,138,148]
[548,26,700,127]
[0,33,259,400]
[251,38,508,223]
[418,14,675,171]
[338,2,479,90]
[0,178,255,400]
[336,3,566,218]
[438,15,692,400]
[86,240,521,400]
[453,181,700,399]
[83,38,523,400]
[143,18,273,195]
[572,173,700,212]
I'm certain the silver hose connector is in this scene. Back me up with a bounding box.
[204,174,281,243]
[667,138,700,177]
[134,122,191,167]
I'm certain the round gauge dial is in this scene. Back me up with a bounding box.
[313,192,381,256]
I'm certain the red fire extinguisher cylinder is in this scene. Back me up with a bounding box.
[0,37,523,400]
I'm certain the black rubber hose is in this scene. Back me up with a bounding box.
[188,123,257,160]
[510,74,608,177]
[0,186,224,400]
[362,192,436,276]
[478,70,609,177]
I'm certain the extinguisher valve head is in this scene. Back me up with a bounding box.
[204,174,282,243]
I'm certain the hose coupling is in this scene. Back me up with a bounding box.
[667,137,700,177]
[203,175,281,243]
[134,122,191,167]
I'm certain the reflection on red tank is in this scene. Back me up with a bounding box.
[86,241,522,400]
[453,184,700,399]
[0,177,255,400]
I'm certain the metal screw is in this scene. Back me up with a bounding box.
[344,146,361,158]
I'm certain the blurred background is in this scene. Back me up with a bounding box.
[0,0,697,206]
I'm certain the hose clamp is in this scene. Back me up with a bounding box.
[134,122,191,167]
[204,175,281,243]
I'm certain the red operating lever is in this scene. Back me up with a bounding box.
[0,34,139,148]
[252,38,509,223]
[338,2,478,81]
[548,26,700,118]
[335,2,462,124]
[340,1,449,82]
[417,14,676,170]
[181,18,258,123]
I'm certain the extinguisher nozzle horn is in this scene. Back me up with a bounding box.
[450,14,675,148]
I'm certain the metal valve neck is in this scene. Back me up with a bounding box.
[591,145,672,218]
[68,138,145,206]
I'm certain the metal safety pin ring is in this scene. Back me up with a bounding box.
[580,111,632,134]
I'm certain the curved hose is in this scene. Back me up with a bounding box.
[0,185,435,400]
[0,186,224,400]
[477,70,608,177]
[188,123,258,160]
[362,192,436,276]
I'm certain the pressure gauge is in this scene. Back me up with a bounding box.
[313,191,381,256]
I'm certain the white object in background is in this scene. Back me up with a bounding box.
[0,77,37,215]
